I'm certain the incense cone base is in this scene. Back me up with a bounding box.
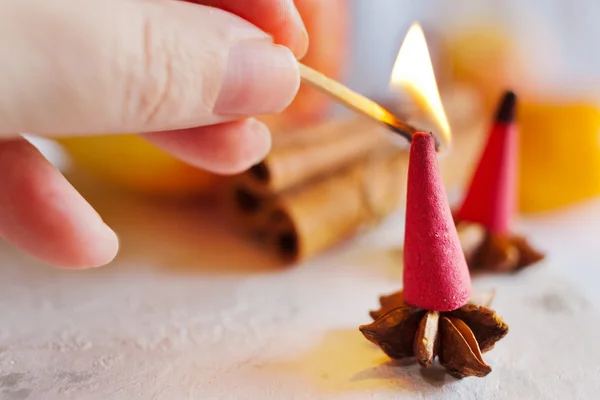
[455,220,545,273]
[359,290,509,379]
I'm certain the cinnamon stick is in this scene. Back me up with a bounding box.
[224,185,271,226]
[238,116,390,195]
[231,147,407,262]
[225,86,486,262]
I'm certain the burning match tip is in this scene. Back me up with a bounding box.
[387,122,418,144]
[495,90,517,124]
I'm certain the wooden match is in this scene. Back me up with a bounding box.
[298,63,419,144]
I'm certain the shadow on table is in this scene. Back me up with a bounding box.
[65,171,281,276]
[64,170,410,278]
[259,328,455,395]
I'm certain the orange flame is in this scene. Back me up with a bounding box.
[390,22,451,147]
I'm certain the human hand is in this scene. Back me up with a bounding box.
[0,0,308,268]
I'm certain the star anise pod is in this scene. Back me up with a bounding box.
[359,290,509,379]
[455,219,545,273]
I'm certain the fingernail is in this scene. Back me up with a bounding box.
[285,0,309,58]
[87,223,119,268]
[214,42,300,116]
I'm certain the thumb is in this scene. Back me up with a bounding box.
[0,0,300,137]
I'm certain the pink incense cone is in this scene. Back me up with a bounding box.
[403,132,471,312]
[456,91,518,234]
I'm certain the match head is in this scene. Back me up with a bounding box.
[403,132,472,312]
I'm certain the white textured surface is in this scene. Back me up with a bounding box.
[4,1,600,398]
[2,181,600,400]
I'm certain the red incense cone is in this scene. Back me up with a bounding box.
[456,91,517,234]
[403,132,471,312]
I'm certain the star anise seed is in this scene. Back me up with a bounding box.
[455,221,545,273]
[414,311,439,367]
[359,290,509,379]
[439,317,492,378]
[360,305,424,359]
[449,303,509,353]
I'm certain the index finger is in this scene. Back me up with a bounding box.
[193,0,308,58]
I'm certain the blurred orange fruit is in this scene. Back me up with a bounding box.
[59,135,219,196]
[518,103,600,213]
[442,26,523,117]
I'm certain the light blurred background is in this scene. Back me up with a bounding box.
[346,0,600,100]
